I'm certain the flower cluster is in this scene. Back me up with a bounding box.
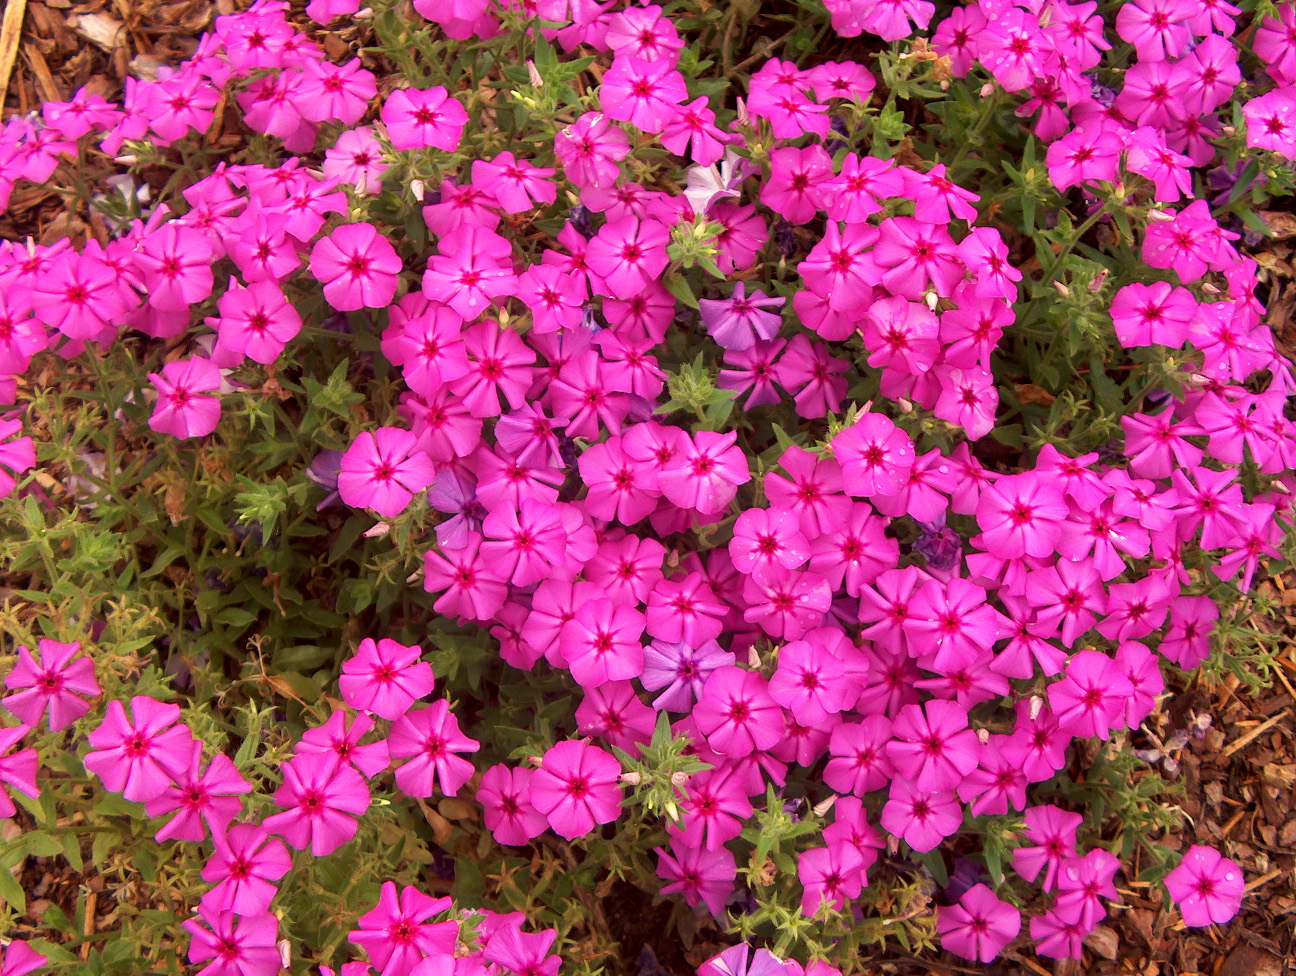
[0,0,1288,970]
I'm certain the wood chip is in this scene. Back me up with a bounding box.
[0,0,27,109]
[69,11,125,53]
[1222,708,1290,758]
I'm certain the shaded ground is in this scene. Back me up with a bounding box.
[2,2,1296,975]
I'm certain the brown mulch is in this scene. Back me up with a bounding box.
[4,3,1296,975]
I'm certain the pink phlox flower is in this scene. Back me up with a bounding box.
[229,210,301,284]
[450,319,537,418]
[297,57,377,126]
[718,339,788,410]
[1116,0,1192,61]
[1245,88,1296,159]
[1109,280,1196,349]
[382,298,470,398]
[873,216,965,299]
[577,436,660,526]
[559,600,646,687]
[824,715,894,796]
[43,87,122,139]
[0,725,38,820]
[349,881,456,976]
[979,8,1048,91]
[263,751,371,856]
[747,79,831,140]
[2,637,99,731]
[309,222,403,311]
[144,740,251,842]
[337,427,436,519]
[656,838,737,918]
[199,824,292,918]
[880,780,961,853]
[885,699,980,794]
[821,153,902,224]
[515,264,585,334]
[668,767,752,851]
[955,736,1027,817]
[906,163,980,223]
[862,296,941,376]
[709,201,769,276]
[763,145,834,225]
[480,917,560,976]
[1170,465,1247,550]
[1054,848,1122,931]
[495,403,567,471]
[659,429,751,515]
[265,173,348,244]
[389,700,480,799]
[1120,409,1205,479]
[585,215,671,299]
[1116,59,1187,128]
[768,638,848,727]
[1048,650,1135,739]
[596,330,668,399]
[1012,803,1082,891]
[832,413,915,499]
[857,565,930,657]
[582,533,666,608]
[478,764,547,846]
[1188,301,1274,380]
[1164,845,1245,927]
[529,739,623,839]
[828,0,935,41]
[605,4,684,61]
[661,97,738,166]
[84,696,194,802]
[554,113,631,189]
[481,499,574,587]
[645,572,728,647]
[870,448,959,524]
[974,471,1068,559]
[208,277,302,365]
[1113,640,1164,730]
[382,86,469,151]
[940,288,1012,371]
[422,178,501,237]
[798,842,866,917]
[546,348,634,440]
[807,59,875,102]
[297,710,389,779]
[1125,126,1194,201]
[1022,559,1106,647]
[340,637,435,721]
[698,944,790,976]
[765,446,851,539]
[729,508,810,584]
[146,72,220,144]
[1098,576,1175,641]
[937,884,1020,963]
[471,151,557,214]
[1158,595,1218,669]
[1142,200,1238,283]
[799,221,878,314]
[693,666,784,758]
[741,571,832,640]
[1030,909,1086,960]
[423,533,510,623]
[183,907,281,976]
[575,681,655,755]
[1045,121,1124,191]
[469,445,564,518]
[699,281,785,352]
[640,638,734,713]
[907,577,1010,674]
[147,356,222,440]
[134,220,214,311]
[1002,699,1073,783]
[773,334,849,420]
[599,55,688,133]
[957,227,1021,302]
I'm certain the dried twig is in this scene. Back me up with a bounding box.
[0,0,28,110]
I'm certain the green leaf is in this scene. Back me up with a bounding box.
[0,867,25,914]
[664,274,699,310]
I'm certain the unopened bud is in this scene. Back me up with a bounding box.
[1088,270,1108,293]
[410,179,425,201]
[619,771,642,786]
[979,83,995,98]
[527,755,544,766]
[670,770,690,788]
[1029,695,1044,721]
[812,794,837,818]
[1052,280,1070,297]
[527,60,544,87]
[736,97,750,127]
[976,727,990,745]
[747,645,761,669]
[363,521,391,538]
[924,291,939,310]
[277,941,292,968]
[896,397,914,413]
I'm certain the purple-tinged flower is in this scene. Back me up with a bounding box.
[640,639,734,713]
[698,944,790,976]
[698,282,785,352]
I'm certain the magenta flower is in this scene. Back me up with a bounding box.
[1164,846,1245,927]
[692,666,784,758]
[144,741,251,842]
[340,637,435,720]
[798,843,866,916]
[599,56,688,133]
[936,884,1021,963]
[263,751,370,856]
[148,357,222,439]
[182,907,281,976]
[763,145,833,225]
[422,532,509,622]
[741,571,832,640]
[389,700,480,798]
[529,740,623,839]
[824,716,894,796]
[297,710,390,779]
[585,216,671,299]
[0,942,46,976]
[309,223,402,312]
[885,699,981,794]
[337,427,436,519]
[84,696,194,803]
[833,413,915,499]
[656,838,737,919]
[209,277,302,365]
[558,601,646,687]
[1012,804,1082,891]
[478,764,547,847]
[200,824,292,917]
[1054,848,1121,931]
[135,221,214,311]
[381,87,468,151]
[668,767,752,852]
[554,113,631,189]
[659,430,751,514]
[0,725,38,820]
[1048,651,1135,740]
[699,282,786,352]
[974,472,1068,559]
[3,638,100,731]
[349,882,456,976]
[880,781,961,853]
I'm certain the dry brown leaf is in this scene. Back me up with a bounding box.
[1015,383,1057,406]
[69,10,124,52]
